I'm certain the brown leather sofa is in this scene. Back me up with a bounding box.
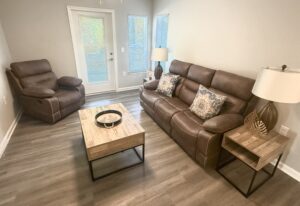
[6,59,85,123]
[140,60,258,168]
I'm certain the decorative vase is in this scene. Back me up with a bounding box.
[154,62,163,80]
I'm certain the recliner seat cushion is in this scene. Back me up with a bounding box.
[140,89,165,108]
[171,110,204,158]
[154,98,189,128]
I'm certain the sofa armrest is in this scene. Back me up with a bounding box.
[203,114,244,134]
[144,80,159,90]
[58,76,82,88]
[23,87,55,98]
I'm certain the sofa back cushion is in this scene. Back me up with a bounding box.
[166,60,256,115]
[187,65,215,87]
[11,59,58,90]
[177,64,216,105]
[210,71,255,115]
[169,60,192,98]
[169,60,191,77]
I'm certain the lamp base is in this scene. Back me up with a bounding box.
[257,101,278,132]
[154,62,163,80]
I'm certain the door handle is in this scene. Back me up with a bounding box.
[108,58,114,61]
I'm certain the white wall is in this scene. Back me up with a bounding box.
[0,0,153,88]
[0,20,19,154]
[153,0,300,175]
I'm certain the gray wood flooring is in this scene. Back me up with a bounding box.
[0,90,299,206]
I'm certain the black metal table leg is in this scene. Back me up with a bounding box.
[246,171,258,197]
[133,144,145,162]
[217,148,283,198]
[88,144,145,181]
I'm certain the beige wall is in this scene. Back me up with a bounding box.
[153,0,300,173]
[0,0,153,88]
[0,21,19,150]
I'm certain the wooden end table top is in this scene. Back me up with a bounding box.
[223,126,289,171]
[78,103,145,161]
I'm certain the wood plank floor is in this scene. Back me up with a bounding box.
[0,90,299,206]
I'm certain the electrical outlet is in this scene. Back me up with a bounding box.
[122,71,127,76]
[121,47,125,53]
[279,125,290,136]
[2,96,7,105]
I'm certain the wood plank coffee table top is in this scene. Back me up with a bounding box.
[78,103,145,160]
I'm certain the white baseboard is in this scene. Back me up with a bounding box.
[0,110,22,158]
[116,85,141,92]
[277,162,300,182]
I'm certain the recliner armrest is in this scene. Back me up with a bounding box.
[58,76,82,88]
[203,114,244,134]
[144,80,159,90]
[23,87,55,98]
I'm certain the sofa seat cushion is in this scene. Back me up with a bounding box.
[54,89,81,108]
[140,89,165,108]
[171,110,204,158]
[154,98,189,131]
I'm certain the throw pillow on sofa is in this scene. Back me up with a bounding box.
[190,85,226,120]
[156,73,180,97]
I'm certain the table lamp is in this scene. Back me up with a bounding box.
[252,65,300,133]
[151,48,168,79]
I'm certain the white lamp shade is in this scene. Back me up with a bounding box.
[252,67,300,103]
[151,48,168,61]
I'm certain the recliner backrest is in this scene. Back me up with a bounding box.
[10,59,58,90]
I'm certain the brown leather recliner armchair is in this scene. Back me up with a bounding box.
[6,59,85,123]
[140,60,258,168]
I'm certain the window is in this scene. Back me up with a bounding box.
[155,15,169,48]
[128,16,148,73]
[155,15,169,69]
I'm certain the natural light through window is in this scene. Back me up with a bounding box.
[128,15,148,73]
[155,15,169,69]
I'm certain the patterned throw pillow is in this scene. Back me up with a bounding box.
[156,73,180,97]
[190,85,226,120]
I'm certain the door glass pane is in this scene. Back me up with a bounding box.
[155,15,169,69]
[128,16,148,73]
[79,15,108,83]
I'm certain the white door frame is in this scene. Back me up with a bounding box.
[67,6,119,94]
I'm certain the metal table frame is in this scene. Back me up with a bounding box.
[85,143,145,181]
[217,148,282,198]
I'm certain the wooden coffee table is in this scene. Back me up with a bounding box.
[79,103,145,181]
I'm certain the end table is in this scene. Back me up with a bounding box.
[217,126,289,197]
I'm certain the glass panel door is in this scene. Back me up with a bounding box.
[68,9,116,94]
[79,16,108,83]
